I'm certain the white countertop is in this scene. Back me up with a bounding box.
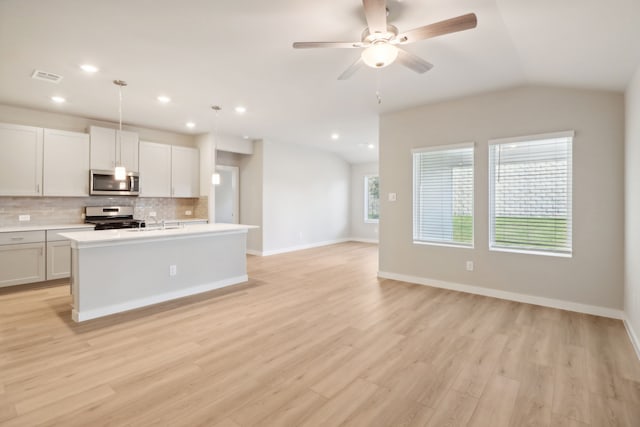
[60,223,257,247]
[163,218,208,223]
[0,223,95,233]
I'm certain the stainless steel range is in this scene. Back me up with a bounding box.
[85,206,145,230]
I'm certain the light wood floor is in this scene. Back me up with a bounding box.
[1,242,639,426]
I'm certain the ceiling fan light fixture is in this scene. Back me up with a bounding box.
[361,42,398,68]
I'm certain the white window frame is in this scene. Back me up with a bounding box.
[364,175,379,224]
[488,130,574,257]
[412,142,475,248]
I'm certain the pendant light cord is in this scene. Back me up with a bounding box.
[118,84,123,167]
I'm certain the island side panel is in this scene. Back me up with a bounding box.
[73,231,247,321]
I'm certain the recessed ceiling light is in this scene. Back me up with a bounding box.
[235,106,247,114]
[368,144,375,149]
[51,96,66,103]
[186,122,196,129]
[80,64,99,73]
[243,135,249,139]
[157,95,171,104]
[331,133,340,140]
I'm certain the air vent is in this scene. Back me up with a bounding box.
[31,69,63,83]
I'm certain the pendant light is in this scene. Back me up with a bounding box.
[113,80,127,181]
[211,105,221,186]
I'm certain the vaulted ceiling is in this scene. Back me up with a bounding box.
[1,0,639,163]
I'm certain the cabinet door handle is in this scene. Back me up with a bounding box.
[36,183,40,194]
[11,237,24,241]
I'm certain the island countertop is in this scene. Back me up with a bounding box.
[60,223,257,247]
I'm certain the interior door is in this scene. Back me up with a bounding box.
[215,165,239,224]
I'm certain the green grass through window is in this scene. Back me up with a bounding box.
[451,216,568,249]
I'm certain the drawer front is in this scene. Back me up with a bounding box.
[47,227,94,242]
[0,230,45,246]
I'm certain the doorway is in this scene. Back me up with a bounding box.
[215,165,239,223]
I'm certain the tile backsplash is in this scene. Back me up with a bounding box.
[0,196,208,227]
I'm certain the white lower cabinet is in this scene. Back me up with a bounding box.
[0,228,93,287]
[46,228,92,280]
[0,231,46,287]
[46,240,72,280]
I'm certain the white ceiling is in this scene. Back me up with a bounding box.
[1,0,639,163]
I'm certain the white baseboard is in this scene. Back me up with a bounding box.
[72,275,248,322]
[348,238,379,244]
[624,315,640,361]
[246,249,262,256]
[249,238,350,257]
[377,271,624,320]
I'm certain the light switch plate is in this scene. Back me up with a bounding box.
[388,193,397,202]
[185,210,192,216]
[149,212,157,217]
[18,214,30,222]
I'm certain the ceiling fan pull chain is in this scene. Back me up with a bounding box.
[376,69,382,104]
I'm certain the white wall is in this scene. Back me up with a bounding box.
[350,162,379,242]
[216,150,243,167]
[262,141,350,254]
[625,66,640,351]
[0,104,195,147]
[240,140,263,253]
[379,85,625,312]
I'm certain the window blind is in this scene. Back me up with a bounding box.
[489,131,573,255]
[413,143,474,247]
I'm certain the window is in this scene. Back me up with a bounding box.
[489,131,573,256]
[364,175,379,223]
[413,143,474,247]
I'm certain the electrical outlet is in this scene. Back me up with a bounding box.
[149,212,157,217]
[18,214,30,222]
[185,210,192,216]
[388,193,397,202]
[169,265,177,276]
[466,261,474,272]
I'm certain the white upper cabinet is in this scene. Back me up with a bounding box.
[119,130,139,172]
[89,126,139,172]
[139,141,171,197]
[43,129,90,196]
[0,123,43,196]
[171,146,199,198]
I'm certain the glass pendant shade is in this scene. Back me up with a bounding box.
[361,43,398,68]
[114,165,126,181]
[212,173,221,185]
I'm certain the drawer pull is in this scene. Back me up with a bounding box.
[10,237,25,241]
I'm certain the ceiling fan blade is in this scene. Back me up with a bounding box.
[396,13,477,44]
[396,48,433,74]
[338,57,365,80]
[293,41,364,49]
[363,0,388,34]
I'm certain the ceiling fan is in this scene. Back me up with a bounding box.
[292,0,477,80]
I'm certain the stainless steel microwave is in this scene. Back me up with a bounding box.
[90,169,140,196]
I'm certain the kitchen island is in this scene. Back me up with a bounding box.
[60,223,256,322]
